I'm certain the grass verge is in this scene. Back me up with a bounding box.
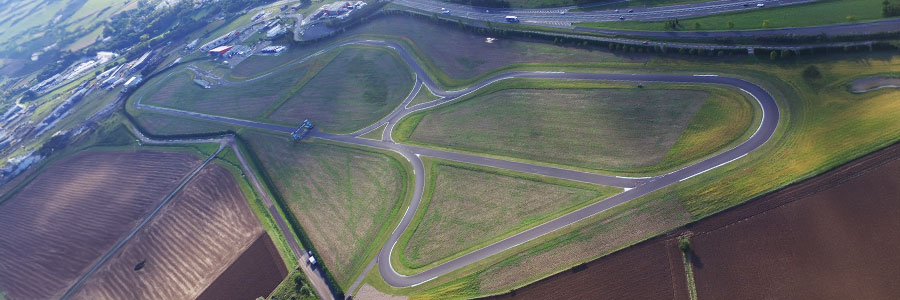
[577,0,895,31]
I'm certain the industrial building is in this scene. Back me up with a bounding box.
[208,45,233,57]
[199,30,240,52]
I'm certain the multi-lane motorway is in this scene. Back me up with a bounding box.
[133,39,780,296]
[394,0,813,26]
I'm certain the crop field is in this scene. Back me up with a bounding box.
[0,150,200,300]
[196,234,288,300]
[266,47,414,133]
[399,158,621,269]
[399,81,753,172]
[70,164,279,300]
[578,0,891,31]
[685,142,900,299]
[243,132,409,288]
[486,237,689,300]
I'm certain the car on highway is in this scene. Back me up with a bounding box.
[619,16,625,20]
[506,15,519,23]
[440,8,450,14]
[628,9,634,12]
[756,3,765,7]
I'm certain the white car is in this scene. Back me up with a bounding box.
[756,3,765,7]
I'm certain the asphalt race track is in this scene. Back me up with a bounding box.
[133,39,780,293]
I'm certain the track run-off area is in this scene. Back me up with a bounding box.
[132,39,779,293]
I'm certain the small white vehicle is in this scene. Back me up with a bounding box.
[505,15,519,22]
[756,3,765,7]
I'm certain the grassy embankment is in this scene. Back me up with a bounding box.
[242,131,413,291]
[577,0,895,31]
[392,157,622,274]
[394,79,757,175]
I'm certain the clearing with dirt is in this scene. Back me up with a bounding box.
[0,150,200,300]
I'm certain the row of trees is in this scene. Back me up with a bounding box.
[884,0,900,17]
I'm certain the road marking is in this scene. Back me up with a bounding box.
[679,153,747,182]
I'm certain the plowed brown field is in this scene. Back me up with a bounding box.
[69,163,274,300]
[196,233,288,300]
[688,142,900,299]
[484,237,689,300]
[0,150,200,300]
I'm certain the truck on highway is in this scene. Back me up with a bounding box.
[505,16,519,23]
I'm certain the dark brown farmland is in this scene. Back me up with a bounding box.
[488,141,900,300]
[196,234,288,300]
[688,143,900,299]
[69,164,278,300]
[0,150,200,300]
[485,237,689,300]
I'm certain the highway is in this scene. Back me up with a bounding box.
[132,39,780,295]
[394,0,813,26]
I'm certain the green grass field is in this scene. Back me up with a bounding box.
[136,46,413,133]
[395,157,621,272]
[577,0,892,31]
[141,61,321,121]
[395,80,754,173]
[119,14,900,300]
[408,85,441,107]
[360,123,387,140]
[242,132,410,289]
[266,47,415,133]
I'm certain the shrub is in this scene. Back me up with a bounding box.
[802,65,822,79]
[679,237,692,253]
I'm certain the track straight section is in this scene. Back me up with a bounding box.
[133,39,780,294]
